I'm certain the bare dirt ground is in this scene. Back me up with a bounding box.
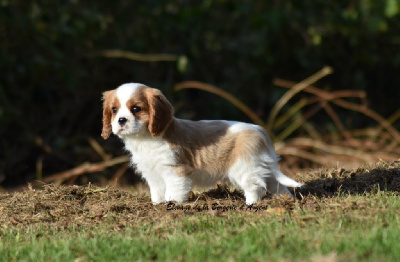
[1,160,399,229]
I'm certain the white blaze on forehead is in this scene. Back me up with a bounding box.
[116,83,146,103]
[112,83,147,136]
[114,83,144,125]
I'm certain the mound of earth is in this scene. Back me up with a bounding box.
[0,160,399,229]
[297,160,400,196]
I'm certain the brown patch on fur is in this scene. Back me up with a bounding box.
[145,88,174,137]
[163,119,269,177]
[101,90,119,139]
[125,86,151,126]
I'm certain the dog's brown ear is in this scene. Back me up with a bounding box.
[146,88,174,137]
[101,90,114,139]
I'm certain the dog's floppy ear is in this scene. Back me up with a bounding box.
[101,90,114,139]
[145,88,174,137]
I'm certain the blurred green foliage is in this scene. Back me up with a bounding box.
[0,0,399,186]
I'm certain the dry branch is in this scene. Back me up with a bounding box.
[88,137,111,161]
[174,81,266,128]
[331,99,400,143]
[274,78,400,143]
[276,147,329,166]
[280,138,372,161]
[43,156,130,183]
[111,163,130,187]
[273,79,366,101]
[97,50,179,62]
[320,102,351,139]
[267,66,333,132]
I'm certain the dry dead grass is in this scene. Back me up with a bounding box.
[1,160,399,230]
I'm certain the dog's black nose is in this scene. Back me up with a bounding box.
[118,117,127,125]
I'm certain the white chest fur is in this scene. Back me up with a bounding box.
[123,136,175,178]
[122,136,190,203]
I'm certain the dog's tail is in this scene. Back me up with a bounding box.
[274,169,302,188]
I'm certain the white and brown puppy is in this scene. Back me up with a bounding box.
[102,83,302,204]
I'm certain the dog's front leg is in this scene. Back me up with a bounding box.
[163,172,192,203]
[145,175,166,204]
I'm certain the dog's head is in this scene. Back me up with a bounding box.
[101,83,174,139]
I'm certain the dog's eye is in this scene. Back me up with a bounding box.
[131,106,141,113]
[112,107,117,114]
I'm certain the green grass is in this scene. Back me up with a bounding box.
[1,192,399,262]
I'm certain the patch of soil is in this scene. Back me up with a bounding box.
[297,160,400,197]
[0,160,399,229]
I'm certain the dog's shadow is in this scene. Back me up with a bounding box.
[295,164,400,198]
[189,163,400,202]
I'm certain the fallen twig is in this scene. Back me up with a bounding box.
[43,156,130,184]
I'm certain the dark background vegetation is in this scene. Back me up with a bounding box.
[1,0,399,187]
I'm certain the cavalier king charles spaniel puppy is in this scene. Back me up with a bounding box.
[102,83,302,204]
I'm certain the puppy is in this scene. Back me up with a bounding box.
[102,83,302,204]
